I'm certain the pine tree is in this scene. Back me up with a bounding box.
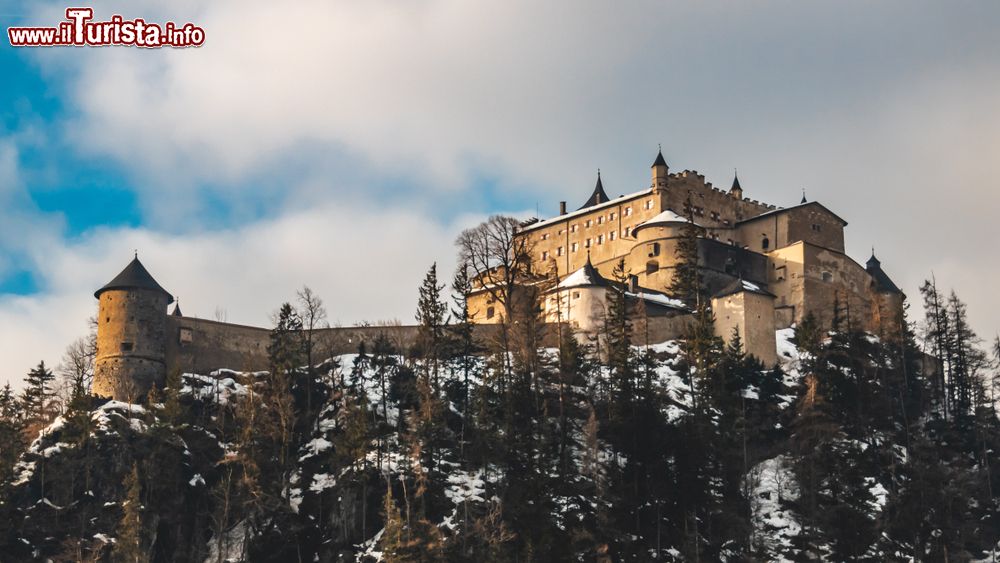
[415,263,447,389]
[0,384,25,484]
[379,482,408,562]
[112,464,146,563]
[266,303,303,473]
[446,262,478,437]
[669,194,702,306]
[21,361,55,426]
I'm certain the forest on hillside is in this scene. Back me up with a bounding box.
[2,216,1000,562]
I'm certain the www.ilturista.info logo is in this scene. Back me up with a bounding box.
[8,7,205,48]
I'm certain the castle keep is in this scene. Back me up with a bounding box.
[91,149,903,400]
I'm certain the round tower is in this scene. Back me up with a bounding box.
[92,256,173,402]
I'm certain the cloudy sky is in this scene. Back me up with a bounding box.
[1,0,998,388]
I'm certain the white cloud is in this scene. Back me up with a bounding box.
[0,200,471,389]
[4,0,1000,387]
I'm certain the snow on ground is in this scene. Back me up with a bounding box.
[747,455,801,561]
[300,437,333,462]
[203,519,249,563]
[181,373,249,405]
[440,470,487,531]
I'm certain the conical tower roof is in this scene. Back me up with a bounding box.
[577,170,610,210]
[731,173,742,192]
[652,149,667,168]
[866,251,902,294]
[94,257,173,303]
[171,300,183,316]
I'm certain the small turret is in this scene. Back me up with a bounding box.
[92,256,173,401]
[730,170,743,200]
[651,147,668,194]
[578,170,610,210]
[865,251,902,294]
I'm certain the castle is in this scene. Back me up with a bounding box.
[466,150,904,364]
[91,150,903,401]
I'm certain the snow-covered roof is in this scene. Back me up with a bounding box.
[625,290,688,310]
[557,258,610,289]
[518,188,653,233]
[632,209,700,235]
[713,278,776,299]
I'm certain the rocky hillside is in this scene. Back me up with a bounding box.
[2,279,1000,561]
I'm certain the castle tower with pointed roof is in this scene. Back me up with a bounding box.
[92,256,174,401]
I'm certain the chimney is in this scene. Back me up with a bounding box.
[559,201,567,215]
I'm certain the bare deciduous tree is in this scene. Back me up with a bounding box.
[455,215,535,320]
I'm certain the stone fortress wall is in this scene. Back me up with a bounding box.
[163,316,561,377]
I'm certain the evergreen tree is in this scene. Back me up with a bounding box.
[415,263,448,389]
[0,383,25,484]
[112,464,146,563]
[21,360,55,426]
[669,194,702,306]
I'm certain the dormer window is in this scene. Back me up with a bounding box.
[762,236,770,250]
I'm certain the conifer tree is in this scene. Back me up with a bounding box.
[267,303,303,467]
[447,262,477,426]
[415,263,447,389]
[669,194,702,306]
[112,464,146,563]
[21,360,55,426]
[0,383,25,484]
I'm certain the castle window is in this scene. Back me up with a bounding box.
[541,251,549,261]
[486,307,495,320]
[609,212,616,221]
[761,236,770,250]
[573,291,581,299]
[822,271,833,282]
[710,211,720,221]
[120,342,134,353]
[648,242,660,257]
[585,219,592,228]
[179,328,193,344]
[624,226,631,237]
[557,246,564,256]
[541,233,549,240]
[597,216,604,225]
[644,200,653,210]
[811,224,822,232]
[625,207,632,217]
[646,261,659,275]
[609,231,616,241]
[570,224,577,233]
[571,242,579,252]
[597,234,604,245]
[585,238,592,248]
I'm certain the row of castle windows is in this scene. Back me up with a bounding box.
[538,206,637,241]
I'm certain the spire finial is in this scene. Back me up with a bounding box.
[800,188,807,204]
[134,249,138,259]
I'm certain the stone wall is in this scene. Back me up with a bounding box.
[712,291,778,365]
[163,317,566,375]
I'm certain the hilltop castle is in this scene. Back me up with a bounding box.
[91,150,903,401]
[466,150,904,364]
